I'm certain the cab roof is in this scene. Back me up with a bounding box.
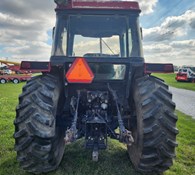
[55,0,141,11]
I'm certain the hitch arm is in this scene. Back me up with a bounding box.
[108,84,134,146]
[64,91,80,144]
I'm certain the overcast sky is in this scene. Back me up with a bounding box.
[0,0,195,66]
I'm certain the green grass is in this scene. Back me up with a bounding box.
[0,83,195,175]
[153,73,195,91]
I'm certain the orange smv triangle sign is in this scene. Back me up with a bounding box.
[66,57,94,83]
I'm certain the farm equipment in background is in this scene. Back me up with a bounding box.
[14,0,178,174]
[0,59,32,84]
[0,74,32,84]
[0,59,24,74]
[0,59,42,74]
[176,67,195,82]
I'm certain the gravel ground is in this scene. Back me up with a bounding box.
[169,87,195,119]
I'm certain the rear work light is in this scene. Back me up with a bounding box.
[66,58,94,83]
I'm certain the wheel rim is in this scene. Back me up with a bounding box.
[0,79,6,84]
[13,79,19,84]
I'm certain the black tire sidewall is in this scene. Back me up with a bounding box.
[0,79,6,84]
[13,78,19,84]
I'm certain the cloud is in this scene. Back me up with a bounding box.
[143,40,195,66]
[142,10,195,66]
[136,0,158,14]
[171,40,195,50]
[0,0,55,20]
[143,10,195,42]
[97,0,158,14]
[0,0,55,61]
[144,43,172,54]
[3,41,51,60]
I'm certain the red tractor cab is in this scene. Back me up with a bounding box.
[14,0,178,174]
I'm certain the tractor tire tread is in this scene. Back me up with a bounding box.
[14,74,65,174]
[128,75,178,173]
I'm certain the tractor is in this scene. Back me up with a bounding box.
[14,0,178,174]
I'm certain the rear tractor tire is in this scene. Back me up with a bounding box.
[14,74,65,174]
[128,75,178,173]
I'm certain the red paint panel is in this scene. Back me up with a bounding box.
[57,0,140,11]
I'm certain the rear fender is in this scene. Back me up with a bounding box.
[20,61,51,73]
[144,63,174,74]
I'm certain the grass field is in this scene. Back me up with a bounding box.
[153,73,195,91]
[0,82,195,175]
